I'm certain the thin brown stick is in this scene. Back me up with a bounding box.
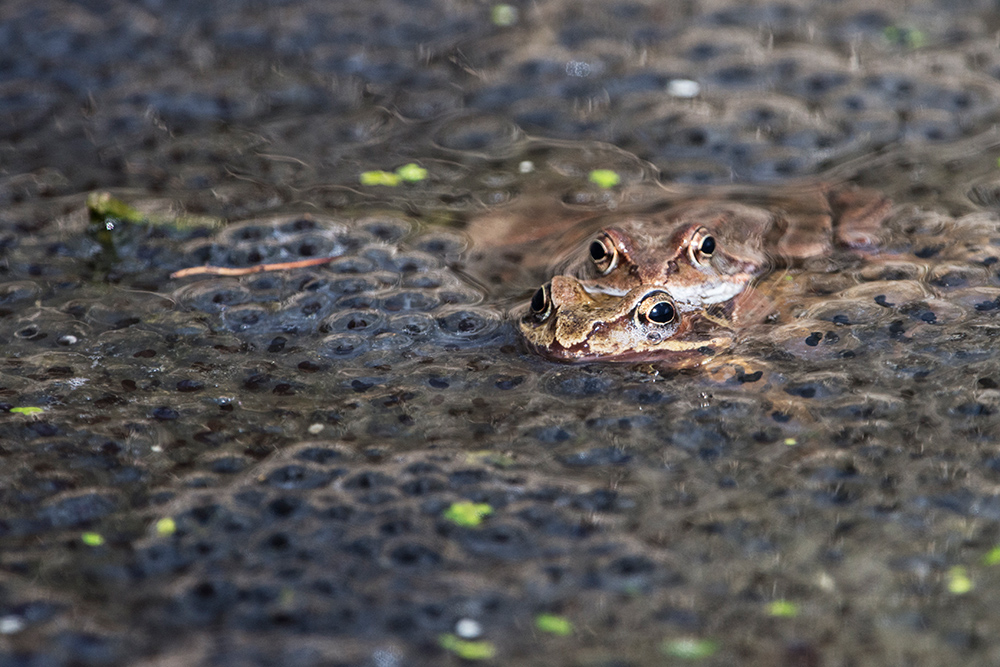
[170,255,337,278]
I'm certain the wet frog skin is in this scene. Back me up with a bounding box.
[520,274,743,364]
[566,184,893,309]
[520,184,893,363]
[568,201,770,310]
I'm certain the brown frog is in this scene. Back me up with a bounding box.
[564,201,770,310]
[564,184,892,306]
[520,274,744,364]
[520,184,893,363]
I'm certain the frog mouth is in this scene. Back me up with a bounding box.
[528,333,731,364]
[577,275,752,307]
[665,277,753,308]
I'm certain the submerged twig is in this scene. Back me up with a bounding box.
[170,255,337,278]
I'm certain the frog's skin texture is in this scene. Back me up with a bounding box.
[519,184,892,363]
[519,275,740,365]
[567,201,770,310]
[565,185,893,310]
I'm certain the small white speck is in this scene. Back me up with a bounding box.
[151,445,163,453]
[667,79,701,98]
[455,618,483,638]
[565,60,592,77]
[0,616,25,634]
[372,648,401,667]
[308,423,324,435]
[57,335,78,346]
[67,377,88,389]
[518,160,535,174]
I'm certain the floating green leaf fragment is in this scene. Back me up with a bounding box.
[661,638,719,659]
[444,501,494,527]
[87,191,145,224]
[883,26,926,48]
[767,600,799,617]
[86,192,220,230]
[588,169,621,188]
[439,633,497,660]
[10,407,43,415]
[983,546,1000,566]
[491,4,517,26]
[535,614,573,636]
[947,566,974,594]
[783,437,797,446]
[156,518,177,536]
[395,163,428,182]
[81,532,105,547]
[360,170,401,187]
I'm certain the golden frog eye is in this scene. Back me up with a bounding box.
[636,291,677,326]
[589,232,618,275]
[528,284,552,320]
[689,227,716,265]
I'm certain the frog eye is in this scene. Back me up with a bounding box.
[528,284,552,320]
[589,232,619,275]
[636,291,677,326]
[689,227,716,265]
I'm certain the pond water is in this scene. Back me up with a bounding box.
[7,1,1000,665]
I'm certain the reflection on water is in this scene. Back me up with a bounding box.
[76,127,1000,448]
[6,121,1000,664]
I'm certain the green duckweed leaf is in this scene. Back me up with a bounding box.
[360,171,401,187]
[444,501,494,527]
[439,634,497,660]
[535,614,573,636]
[395,163,428,182]
[588,169,621,188]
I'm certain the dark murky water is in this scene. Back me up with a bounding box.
[8,1,1000,665]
